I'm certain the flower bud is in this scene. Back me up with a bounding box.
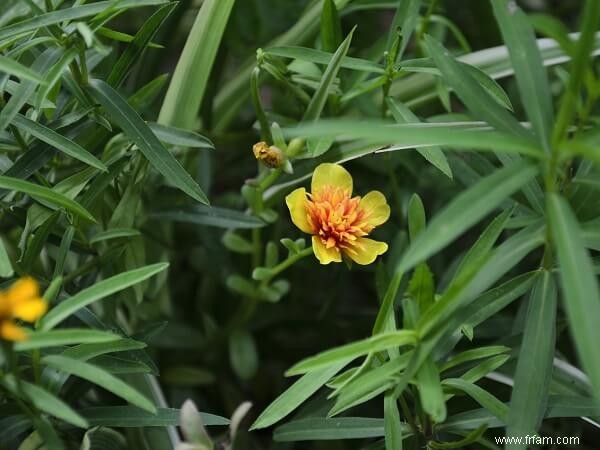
[286,138,305,158]
[253,141,284,168]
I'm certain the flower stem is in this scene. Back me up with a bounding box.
[260,246,314,288]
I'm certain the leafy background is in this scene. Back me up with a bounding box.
[1,0,600,449]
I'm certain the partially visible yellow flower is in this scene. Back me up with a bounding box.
[0,277,47,341]
[286,163,390,265]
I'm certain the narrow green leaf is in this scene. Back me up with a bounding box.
[274,417,394,442]
[151,205,265,229]
[506,270,557,449]
[400,58,513,111]
[0,48,59,132]
[445,208,512,293]
[14,329,119,351]
[31,416,64,450]
[21,211,60,273]
[148,122,214,149]
[548,193,600,405]
[552,0,600,144]
[387,98,452,178]
[0,237,14,277]
[395,161,537,276]
[265,46,384,73]
[97,28,164,48]
[387,0,420,62]
[34,48,78,111]
[321,0,342,53]
[419,222,545,338]
[441,346,511,373]
[89,79,208,204]
[528,14,575,56]
[158,0,235,128]
[424,35,530,140]
[492,0,554,152]
[461,272,538,331]
[0,0,168,43]
[40,263,168,330]
[384,394,403,450]
[0,375,87,428]
[89,228,141,244]
[0,54,45,83]
[44,339,147,393]
[303,27,355,121]
[407,194,426,240]
[418,358,446,423]
[0,175,95,222]
[332,354,412,415]
[443,378,508,422]
[12,114,107,171]
[107,3,176,87]
[80,406,228,427]
[251,362,347,430]
[286,120,544,157]
[429,424,488,450]
[287,330,417,376]
[42,355,156,413]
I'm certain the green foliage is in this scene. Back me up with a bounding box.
[1,0,600,449]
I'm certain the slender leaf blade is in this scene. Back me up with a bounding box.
[303,28,355,121]
[548,193,600,405]
[0,175,95,222]
[491,0,554,152]
[158,0,235,128]
[40,263,168,330]
[42,355,156,413]
[89,79,208,204]
[396,161,538,275]
[12,114,107,171]
[251,362,347,430]
[506,270,557,449]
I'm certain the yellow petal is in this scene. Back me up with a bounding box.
[311,163,352,195]
[0,321,27,341]
[286,188,313,233]
[12,298,47,322]
[344,237,388,265]
[6,277,39,306]
[312,236,342,265]
[359,191,390,227]
[0,293,10,317]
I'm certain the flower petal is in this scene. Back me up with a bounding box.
[344,237,388,265]
[311,163,352,195]
[312,236,342,265]
[12,298,47,322]
[0,321,27,341]
[6,277,39,306]
[286,188,313,233]
[359,191,390,227]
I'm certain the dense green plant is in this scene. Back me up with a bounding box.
[1,0,600,449]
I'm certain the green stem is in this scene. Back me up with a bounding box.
[260,246,313,288]
[250,67,273,144]
[251,228,262,269]
[399,393,420,443]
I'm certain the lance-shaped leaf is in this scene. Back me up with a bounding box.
[89,79,208,204]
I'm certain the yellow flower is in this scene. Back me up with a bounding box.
[286,163,390,265]
[0,277,47,341]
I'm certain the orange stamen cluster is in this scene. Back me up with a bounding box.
[306,185,373,253]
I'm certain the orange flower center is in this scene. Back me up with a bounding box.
[306,185,374,250]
